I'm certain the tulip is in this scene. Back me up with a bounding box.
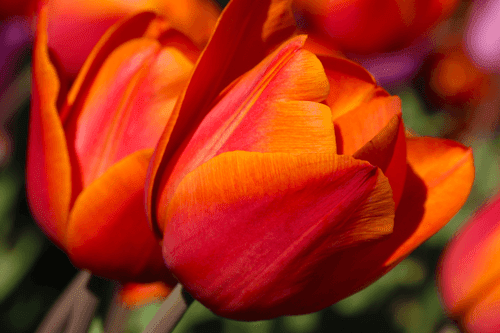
[26,3,217,283]
[438,192,500,333]
[145,0,474,320]
[293,0,459,55]
[44,0,220,77]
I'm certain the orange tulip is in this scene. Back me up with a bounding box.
[145,0,474,320]
[44,0,220,77]
[26,3,217,283]
[438,192,500,333]
[293,0,459,54]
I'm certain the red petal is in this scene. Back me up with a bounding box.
[66,150,175,283]
[26,5,71,247]
[162,151,394,319]
[438,192,500,317]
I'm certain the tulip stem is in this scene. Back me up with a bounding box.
[103,283,130,333]
[141,284,194,333]
[35,270,99,333]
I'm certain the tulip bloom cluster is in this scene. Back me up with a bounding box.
[438,193,500,333]
[28,0,474,321]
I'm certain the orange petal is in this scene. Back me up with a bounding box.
[318,55,378,120]
[119,282,174,309]
[154,0,221,48]
[26,5,71,247]
[464,282,500,333]
[386,137,474,265]
[66,150,175,283]
[147,0,297,233]
[154,36,335,232]
[162,151,394,319]
[353,114,407,207]
[333,92,400,154]
[63,38,192,188]
[282,137,473,305]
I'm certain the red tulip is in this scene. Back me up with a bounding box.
[145,0,474,320]
[438,192,500,333]
[26,4,217,283]
[293,0,459,54]
[44,0,220,77]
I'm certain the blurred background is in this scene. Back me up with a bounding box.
[0,0,499,332]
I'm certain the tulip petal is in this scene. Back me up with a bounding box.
[147,0,296,233]
[154,0,221,48]
[318,55,378,120]
[438,192,500,316]
[464,282,500,333]
[162,151,394,319]
[119,282,174,309]
[60,12,172,121]
[26,6,71,247]
[385,137,473,264]
[154,36,335,232]
[299,137,473,305]
[334,94,401,155]
[353,114,407,206]
[66,149,175,283]
[64,38,192,187]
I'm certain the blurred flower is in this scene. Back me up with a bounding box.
[44,0,220,77]
[415,37,500,140]
[465,0,500,73]
[425,41,492,107]
[146,0,474,320]
[26,4,217,283]
[0,0,35,18]
[438,192,500,333]
[293,0,459,55]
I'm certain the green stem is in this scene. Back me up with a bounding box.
[35,270,99,333]
[141,284,194,333]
